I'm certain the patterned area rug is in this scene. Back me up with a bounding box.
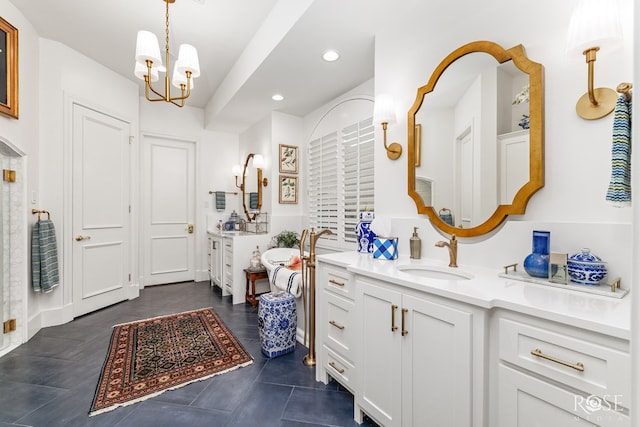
[90,308,253,416]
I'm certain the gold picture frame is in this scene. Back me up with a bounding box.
[279,144,298,173]
[279,175,298,204]
[0,16,18,119]
[414,124,421,167]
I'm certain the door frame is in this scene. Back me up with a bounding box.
[139,131,199,289]
[63,95,139,317]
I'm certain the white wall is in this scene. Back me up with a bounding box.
[140,101,240,282]
[34,39,140,333]
[373,0,634,284]
[0,0,40,348]
[237,112,305,238]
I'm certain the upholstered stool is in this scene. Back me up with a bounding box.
[258,291,297,358]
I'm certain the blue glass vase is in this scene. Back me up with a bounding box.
[523,230,550,278]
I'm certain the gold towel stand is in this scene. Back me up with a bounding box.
[32,209,51,221]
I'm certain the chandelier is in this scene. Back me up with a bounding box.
[134,0,200,107]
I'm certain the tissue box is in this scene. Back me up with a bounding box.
[372,237,398,260]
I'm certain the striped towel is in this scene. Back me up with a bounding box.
[271,265,302,298]
[215,191,226,211]
[606,95,632,207]
[31,219,60,293]
[249,192,259,210]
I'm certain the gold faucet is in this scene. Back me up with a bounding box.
[435,234,458,267]
[303,228,333,367]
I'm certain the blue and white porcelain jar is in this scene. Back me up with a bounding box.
[356,211,376,253]
[567,248,608,285]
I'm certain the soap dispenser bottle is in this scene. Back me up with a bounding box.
[410,227,421,259]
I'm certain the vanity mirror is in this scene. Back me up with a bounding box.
[234,153,268,221]
[408,41,544,238]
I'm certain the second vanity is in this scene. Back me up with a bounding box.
[315,251,631,427]
[207,231,271,304]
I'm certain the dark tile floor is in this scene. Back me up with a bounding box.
[0,282,379,427]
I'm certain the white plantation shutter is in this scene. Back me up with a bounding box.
[342,117,374,244]
[309,132,339,242]
[309,116,374,249]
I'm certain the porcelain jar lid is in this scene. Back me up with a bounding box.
[568,248,605,265]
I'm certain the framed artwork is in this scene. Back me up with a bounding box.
[279,144,298,173]
[0,16,18,119]
[279,175,298,204]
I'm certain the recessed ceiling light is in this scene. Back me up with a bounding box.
[272,94,284,101]
[322,50,340,62]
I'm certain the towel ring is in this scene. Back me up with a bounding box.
[32,209,51,221]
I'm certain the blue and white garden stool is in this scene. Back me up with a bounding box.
[258,291,297,358]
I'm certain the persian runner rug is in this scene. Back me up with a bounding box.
[90,308,252,416]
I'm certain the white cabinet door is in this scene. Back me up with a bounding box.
[402,294,473,427]
[209,235,222,287]
[358,281,476,427]
[359,282,403,427]
[498,364,630,427]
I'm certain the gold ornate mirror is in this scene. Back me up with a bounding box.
[239,153,268,221]
[408,41,544,238]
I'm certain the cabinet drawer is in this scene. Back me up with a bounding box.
[499,318,630,408]
[324,290,355,360]
[498,364,629,427]
[324,346,356,393]
[324,266,355,300]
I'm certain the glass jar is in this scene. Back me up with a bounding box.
[250,246,262,269]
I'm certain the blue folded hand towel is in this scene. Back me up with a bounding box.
[215,191,226,211]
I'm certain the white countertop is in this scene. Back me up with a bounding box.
[317,251,631,340]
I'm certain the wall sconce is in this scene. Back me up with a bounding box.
[566,0,623,120]
[374,94,402,160]
[232,164,243,189]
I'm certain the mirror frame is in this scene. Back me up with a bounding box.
[240,153,267,221]
[408,41,544,238]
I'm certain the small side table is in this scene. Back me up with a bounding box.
[244,268,269,307]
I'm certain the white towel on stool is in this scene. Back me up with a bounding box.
[270,265,302,298]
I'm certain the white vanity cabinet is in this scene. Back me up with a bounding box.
[208,234,223,288]
[356,277,480,427]
[206,232,271,304]
[495,312,631,426]
[316,263,358,393]
[315,251,630,427]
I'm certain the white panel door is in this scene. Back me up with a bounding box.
[72,104,131,317]
[456,130,474,229]
[143,135,195,286]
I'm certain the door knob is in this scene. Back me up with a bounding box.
[75,235,91,241]
[187,224,194,234]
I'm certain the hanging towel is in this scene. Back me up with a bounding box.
[215,191,226,211]
[270,265,302,298]
[249,192,259,210]
[31,219,60,293]
[606,95,633,207]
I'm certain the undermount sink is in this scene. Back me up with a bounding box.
[396,264,473,281]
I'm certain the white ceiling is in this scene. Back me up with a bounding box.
[9,0,378,133]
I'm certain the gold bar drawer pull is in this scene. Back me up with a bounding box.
[530,348,585,372]
[328,362,345,374]
[329,320,345,330]
[391,304,398,332]
[329,279,345,287]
